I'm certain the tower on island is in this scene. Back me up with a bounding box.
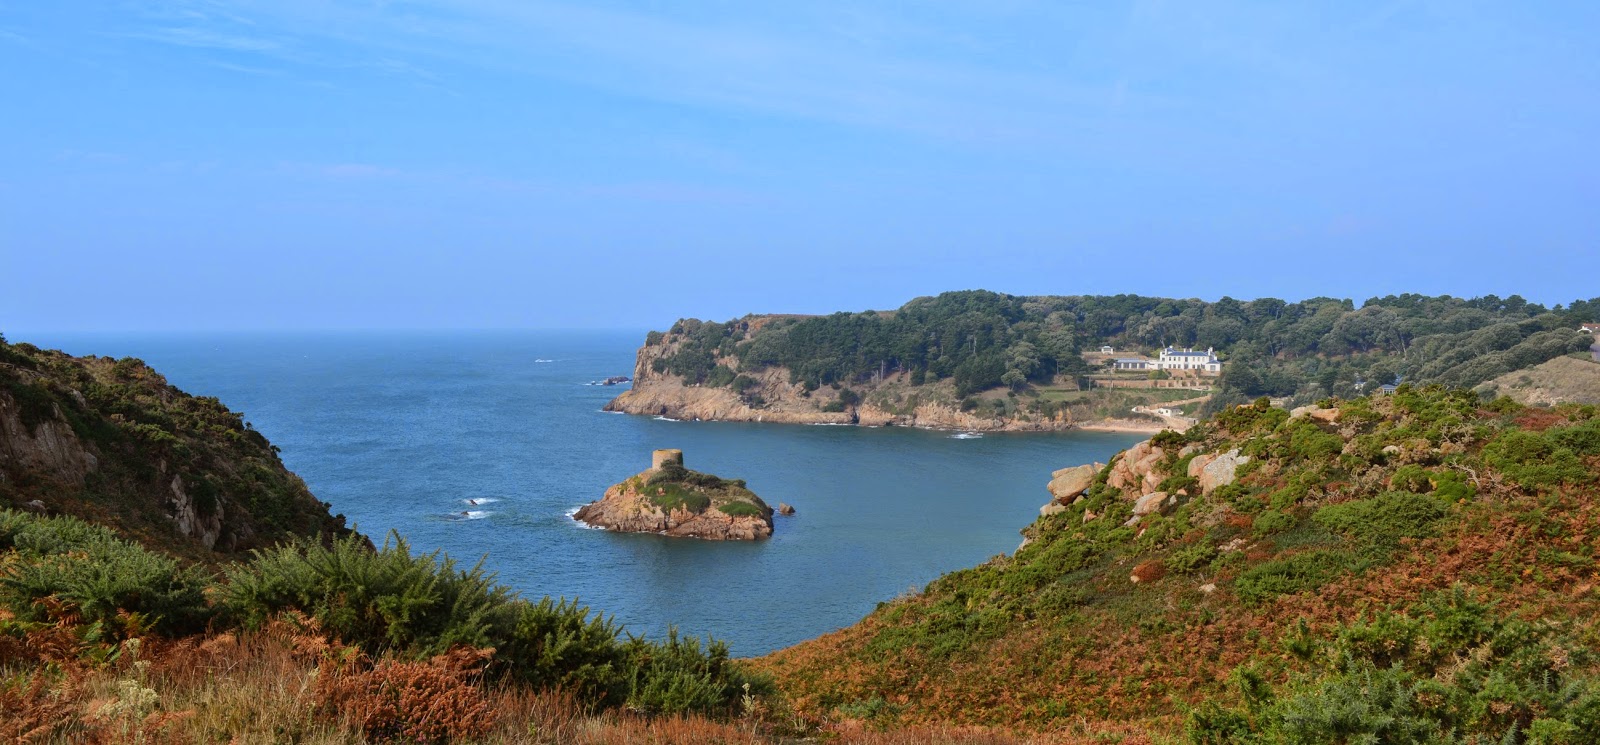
[651,449,684,470]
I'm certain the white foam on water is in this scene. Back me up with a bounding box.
[566,506,607,530]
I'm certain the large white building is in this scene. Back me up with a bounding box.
[1112,347,1222,374]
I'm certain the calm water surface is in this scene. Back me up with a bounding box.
[32,331,1142,655]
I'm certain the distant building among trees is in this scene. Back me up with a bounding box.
[1111,347,1222,375]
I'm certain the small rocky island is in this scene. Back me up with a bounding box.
[573,449,774,540]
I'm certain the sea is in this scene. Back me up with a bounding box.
[26,330,1144,655]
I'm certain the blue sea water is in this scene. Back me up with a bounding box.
[28,330,1143,655]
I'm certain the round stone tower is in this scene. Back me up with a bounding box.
[651,449,684,470]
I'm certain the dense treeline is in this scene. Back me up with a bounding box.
[646,291,1600,406]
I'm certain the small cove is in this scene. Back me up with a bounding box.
[33,330,1145,655]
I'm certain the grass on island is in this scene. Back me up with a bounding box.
[642,463,766,516]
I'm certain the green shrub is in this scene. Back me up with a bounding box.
[1233,551,1346,605]
[0,510,212,637]
[1252,510,1295,537]
[221,532,514,656]
[705,365,737,388]
[499,597,628,703]
[622,627,769,716]
[1190,589,1600,744]
[1313,491,1449,545]
[1166,543,1219,575]
[1483,429,1587,489]
[717,501,764,518]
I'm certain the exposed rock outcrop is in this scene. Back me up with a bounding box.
[1047,463,1101,503]
[1187,449,1250,494]
[573,450,774,540]
[0,397,98,486]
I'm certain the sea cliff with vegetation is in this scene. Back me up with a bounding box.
[606,290,1600,431]
[0,334,354,558]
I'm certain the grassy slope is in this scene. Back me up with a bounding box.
[1477,353,1600,406]
[756,388,1600,739]
[0,339,353,559]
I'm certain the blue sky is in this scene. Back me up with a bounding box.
[3,1,1597,332]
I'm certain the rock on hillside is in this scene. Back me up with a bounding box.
[573,449,774,540]
[0,337,354,557]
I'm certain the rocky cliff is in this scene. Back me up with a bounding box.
[0,337,354,558]
[603,322,1081,431]
[573,449,774,540]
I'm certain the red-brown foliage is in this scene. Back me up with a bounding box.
[1129,560,1166,584]
[0,670,84,744]
[315,646,498,744]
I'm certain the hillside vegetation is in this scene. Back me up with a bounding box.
[0,334,353,558]
[0,513,770,743]
[634,291,1599,424]
[758,386,1600,742]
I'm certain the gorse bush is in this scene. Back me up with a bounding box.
[222,532,514,655]
[1189,588,1600,744]
[1232,551,1347,606]
[1313,491,1450,546]
[500,596,630,702]
[0,510,212,637]
[623,627,768,716]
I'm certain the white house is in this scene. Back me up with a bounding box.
[1111,347,1222,374]
[1581,323,1600,334]
[1100,345,1115,354]
[1156,347,1222,372]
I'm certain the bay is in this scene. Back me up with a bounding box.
[28,330,1144,655]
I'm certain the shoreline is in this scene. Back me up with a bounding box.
[608,405,1171,435]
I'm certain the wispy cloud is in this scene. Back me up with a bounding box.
[118,0,1139,145]
[119,25,283,52]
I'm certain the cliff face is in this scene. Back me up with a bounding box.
[0,339,354,557]
[573,450,774,540]
[603,324,1077,431]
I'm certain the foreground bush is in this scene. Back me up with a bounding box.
[221,532,514,655]
[0,509,763,718]
[0,511,212,638]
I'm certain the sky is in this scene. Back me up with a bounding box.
[2,1,1598,333]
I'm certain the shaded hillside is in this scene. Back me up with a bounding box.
[756,387,1600,740]
[0,334,353,558]
[610,291,1598,429]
